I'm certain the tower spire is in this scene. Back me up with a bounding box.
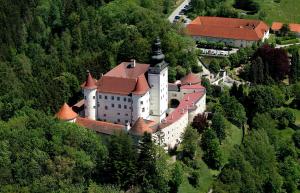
[150,37,168,71]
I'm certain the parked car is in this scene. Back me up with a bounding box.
[175,15,180,20]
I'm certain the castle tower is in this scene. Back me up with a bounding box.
[83,71,97,120]
[148,38,168,123]
[56,103,78,123]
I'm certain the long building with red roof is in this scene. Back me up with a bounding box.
[186,16,270,47]
[56,38,206,149]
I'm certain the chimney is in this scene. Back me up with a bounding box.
[131,59,136,68]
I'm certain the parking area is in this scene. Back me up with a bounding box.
[168,0,192,25]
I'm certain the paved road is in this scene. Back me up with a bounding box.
[275,42,300,48]
[168,0,191,23]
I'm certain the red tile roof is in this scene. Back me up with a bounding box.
[92,62,150,95]
[180,72,201,85]
[271,22,283,31]
[56,103,78,121]
[289,23,300,33]
[130,117,154,136]
[84,72,97,89]
[160,91,205,128]
[187,16,269,41]
[76,117,125,135]
[133,75,150,95]
[180,84,205,90]
[271,22,300,33]
[105,62,149,78]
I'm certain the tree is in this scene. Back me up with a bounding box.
[106,132,137,189]
[279,156,300,193]
[192,113,208,133]
[201,129,223,169]
[290,49,300,83]
[181,126,200,159]
[292,130,300,149]
[211,113,227,143]
[169,162,184,192]
[220,94,247,127]
[209,59,220,74]
[138,133,169,193]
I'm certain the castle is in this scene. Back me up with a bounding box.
[56,38,206,149]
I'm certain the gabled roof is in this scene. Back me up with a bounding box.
[130,117,153,136]
[56,103,78,121]
[84,72,97,89]
[133,75,150,95]
[187,16,269,41]
[180,72,201,85]
[76,117,125,135]
[95,62,150,95]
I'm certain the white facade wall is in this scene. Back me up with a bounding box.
[188,94,206,123]
[97,92,132,125]
[84,88,97,120]
[155,111,189,149]
[148,67,168,122]
[132,92,150,123]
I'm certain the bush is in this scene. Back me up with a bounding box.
[191,63,203,73]
[188,170,201,188]
[293,130,300,148]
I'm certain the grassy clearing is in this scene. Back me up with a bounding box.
[220,122,243,162]
[179,160,214,193]
[225,0,300,25]
[178,123,242,193]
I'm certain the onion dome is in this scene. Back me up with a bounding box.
[56,103,78,121]
[84,70,97,89]
[133,75,150,95]
[180,72,201,85]
[130,117,153,136]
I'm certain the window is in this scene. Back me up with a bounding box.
[93,96,95,99]
[125,120,128,123]
[117,97,120,101]
[97,104,100,107]
[104,96,107,99]
[128,98,131,102]
[118,104,121,108]
[117,119,120,122]
[105,106,108,110]
[117,113,120,115]
[84,96,86,100]
[99,95,102,99]
[140,101,143,105]
[104,114,106,117]
[125,113,128,116]
[111,96,114,100]
[93,106,96,109]
[124,105,127,109]
[142,108,145,112]
[124,98,127,102]
[111,104,114,108]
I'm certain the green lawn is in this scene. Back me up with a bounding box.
[220,122,243,162]
[179,160,214,193]
[226,0,300,25]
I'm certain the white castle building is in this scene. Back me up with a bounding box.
[56,38,206,149]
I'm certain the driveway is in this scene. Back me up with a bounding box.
[168,0,191,23]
